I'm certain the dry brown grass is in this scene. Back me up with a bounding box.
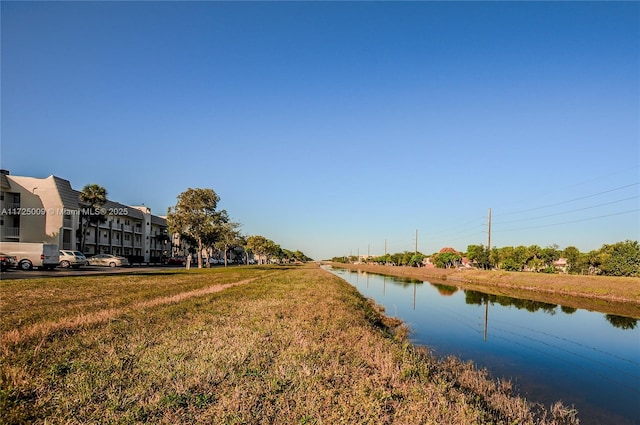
[0,277,257,349]
[1,265,579,424]
[0,267,276,334]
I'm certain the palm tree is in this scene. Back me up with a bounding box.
[78,184,107,253]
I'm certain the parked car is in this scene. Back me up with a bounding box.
[164,257,187,266]
[0,252,17,271]
[87,254,129,268]
[59,250,88,269]
[0,242,59,270]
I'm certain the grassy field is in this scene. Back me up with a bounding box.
[328,262,640,318]
[1,264,579,424]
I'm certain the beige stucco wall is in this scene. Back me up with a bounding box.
[4,176,51,243]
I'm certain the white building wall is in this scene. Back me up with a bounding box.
[3,175,61,245]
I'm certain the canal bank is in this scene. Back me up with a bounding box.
[326,262,640,318]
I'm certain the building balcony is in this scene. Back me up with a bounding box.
[1,226,20,238]
[1,202,20,211]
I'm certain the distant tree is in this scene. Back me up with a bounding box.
[526,245,544,272]
[494,246,513,270]
[513,246,530,271]
[501,258,520,272]
[280,248,293,263]
[597,240,640,277]
[432,249,462,269]
[408,253,425,267]
[246,235,270,264]
[215,221,242,267]
[585,249,602,275]
[527,257,545,273]
[541,244,561,270]
[166,188,224,269]
[78,184,107,253]
[237,235,250,264]
[489,247,500,269]
[528,245,543,261]
[467,244,490,269]
[563,246,584,274]
[265,240,280,263]
[293,250,312,262]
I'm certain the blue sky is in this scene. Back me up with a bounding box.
[2,1,638,260]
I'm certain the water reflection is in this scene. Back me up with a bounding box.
[431,283,458,296]
[606,314,638,330]
[325,266,640,425]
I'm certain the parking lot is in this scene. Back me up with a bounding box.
[0,265,175,280]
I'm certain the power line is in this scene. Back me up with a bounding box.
[495,182,639,217]
[495,209,640,233]
[494,196,639,225]
[494,166,639,215]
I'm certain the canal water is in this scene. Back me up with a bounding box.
[323,266,640,425]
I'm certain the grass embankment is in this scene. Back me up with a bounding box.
[328,262,640,318]
[2,265,577,424]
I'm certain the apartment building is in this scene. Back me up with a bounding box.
[0,170,169,263]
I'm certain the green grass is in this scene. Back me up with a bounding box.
[1,264,579,424]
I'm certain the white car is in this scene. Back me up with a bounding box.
[87,254,129,268]
[59,250,88,269]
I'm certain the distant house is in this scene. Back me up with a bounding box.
[459,256,472,269]
[553,258,568,274]
[422,256,435,268]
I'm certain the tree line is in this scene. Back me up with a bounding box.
[331,240,639,277]
[166,188,312,268]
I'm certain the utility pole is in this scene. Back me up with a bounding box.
[487,208,492,251]
[384,239,387,263]
[415,229,418,255]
